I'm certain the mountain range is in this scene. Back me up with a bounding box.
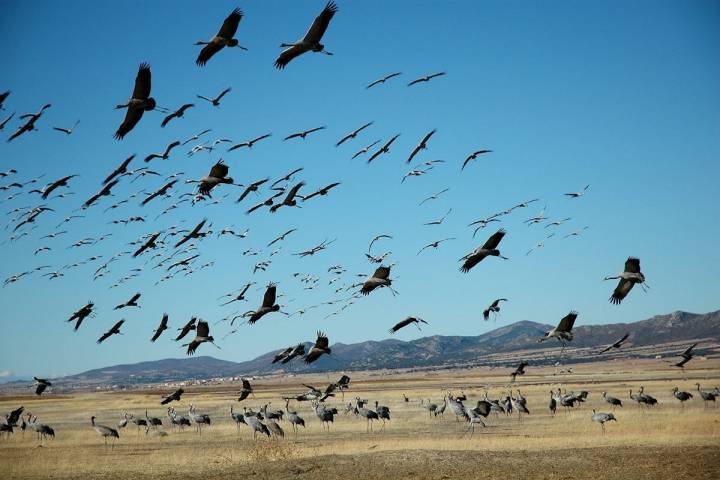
[3,309,718,390]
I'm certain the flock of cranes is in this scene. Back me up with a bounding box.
[4,361,716,446]
[1,1,713,457]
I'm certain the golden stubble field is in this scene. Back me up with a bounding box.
[1,358,719,480]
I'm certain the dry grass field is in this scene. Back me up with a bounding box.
[1,359,719,479]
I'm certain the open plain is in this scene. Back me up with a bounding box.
[1,359,718,479]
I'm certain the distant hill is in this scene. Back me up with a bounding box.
[6,310,718,390]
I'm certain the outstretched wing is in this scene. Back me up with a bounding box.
[303,1,338,43]
[186,339,200,355]
[610,278,634,304]
[372,266,390,280]
[460,253,481,273]
[274,45,304,70]
[481,229,506,250]
[682,343,697,357]
[196,320,210,337]
[218,7,243,39]
[624,257,641,274]
[262,284,277,308]
[197,44,222,67]
[475,400,492,417]
[115,108,144,140]
[132,63,152,100]
[315,331,329,349]
[285,181,305,201]
[557,311,577,332]
[208,161,229,179]
[389,317,411,333]
[161,112,175,127]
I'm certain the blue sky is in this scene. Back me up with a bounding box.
[1,0,719,379]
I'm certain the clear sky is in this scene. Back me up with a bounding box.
[1,0,719,379]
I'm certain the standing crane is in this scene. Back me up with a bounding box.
[243,409,270,439]
[90,416,119,447]
[187,404,211,435]
[695,383,718,407]
[284,399,305,436]
[374,401,391,431]
[354,398,379,433]
[671,387,693,408]
[261,404,285,439]
[591,410,617,434]
[312,401,336,431]
[602,392,623,410]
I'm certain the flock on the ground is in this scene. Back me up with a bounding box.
[0,2,711,447]
[2,379,718,445]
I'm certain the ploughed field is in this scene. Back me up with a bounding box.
[1,358,718,479]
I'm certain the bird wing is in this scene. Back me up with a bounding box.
[104,155,134,185]
[615,332,630,346]
[285,181,305,200]
[132,63,152,99]
[196,320,210,337]
[190,219,207,236]
[161,112,175,127]
[302,190,321,201]
[475,400,491,416]
[197,43,223,67]
[241,379,252,391]
[481,229,506,250]
[315,331,329,349]
[164,141,181,156]
[610,278,634,304]
[274,45,305,70]
[421,129,436,144]
[208,161,229,179]
[303,1,338,43]
[624,257,641,274]
[186,339,200,355]
[557,311,577,332]
[115,108,144,140]
[262,284,277,308]
[322,182,341,192]
[390,317,412,333]
[218,7,243,38]
[682,343,697,357]
[372,266,391,280]
[385,134,400,149]
[216,87,232,101]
